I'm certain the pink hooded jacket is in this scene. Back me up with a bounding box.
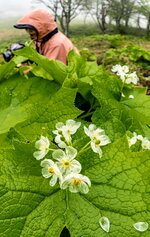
[14,9,78,64]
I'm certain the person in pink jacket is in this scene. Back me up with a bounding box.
[14,8,78,64]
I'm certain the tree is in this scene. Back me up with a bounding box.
[137,0,150,37]
[33,0,85,36]
[83,0,110,33]
[108,0,136,32]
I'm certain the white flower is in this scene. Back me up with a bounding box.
[133,222,149,232]
[84,124,111,157]
[112,65,129,82]
[111,64,122,73]
[99,216,110,233]
[141,137,150,150]
[40,159,62,186]
[117,65,129,81]
[111,65,139,85]
[52,146,81,175]
[33,135,50,160]
[61,173,91,194]
[127,132,150,150]
[125,71,139,85]
[137,134,144,141]
[127,132,138,147]
[53,119,81,146]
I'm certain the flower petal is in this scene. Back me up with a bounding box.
[69,185,79,193]
[84,126,90,137]
[56,122,64,130]
[99,216,110,233]
[99,135,111,146]
[66,146,77,160]
[79,182,89,194]
[66,120,81,134]
[55,135,67,148]
[91,142,102,157]
[52,149,65,161]
[35,136,50,150]
[71,160,82,173]
[49,175,58,187]
[40,159,54,167]
[41,167,51,178]
[133,222,148,232]
[33,150,46,160]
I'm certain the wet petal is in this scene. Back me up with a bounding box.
[66,146,77,160]
[56,122,64,130]
[40,159,54,167]
[33,150,46,160]
[41,167,51,178]
[79,182,89,194]
[49,175,58,187]
[99,216,110,233]
[52,149,65,161]
[71,159,82,173]
[55,135,67,148]
[35,136,50,150]
[84,126,90,137]
[91,142,102,157]
[133,222,149,232]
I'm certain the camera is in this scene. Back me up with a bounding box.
[3,43,25,62]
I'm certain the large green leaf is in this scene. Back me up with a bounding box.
[0,60,18,81]
[14,46,67,84]
[92,77,150,134]
[0,44,150,237]
[121,87,150,126]
[0,74,81,145]
[0,137,149,236]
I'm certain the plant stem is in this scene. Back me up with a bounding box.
[78,141,91,155]
[78,111,93,119]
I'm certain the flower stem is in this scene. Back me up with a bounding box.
[66,189,69,211]
[49,148,56,152]
[78,141,91,155]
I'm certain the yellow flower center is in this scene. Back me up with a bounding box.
[48,167,55,175]
[93,137,100,145]
[71,178,81,186]
[62,159,71,168]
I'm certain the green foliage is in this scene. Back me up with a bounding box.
[104,44,150,70]
[0,46,150,236]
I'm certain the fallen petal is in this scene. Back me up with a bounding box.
[99,216,110,233]
[133,222,149,232]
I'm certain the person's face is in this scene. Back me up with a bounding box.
[25,28,37,41]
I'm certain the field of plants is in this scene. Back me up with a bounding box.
[0,25,150,237]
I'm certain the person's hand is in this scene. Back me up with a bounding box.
[17,64,32,76]
[23,67,32,75]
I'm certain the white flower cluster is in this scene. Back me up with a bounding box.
[127,132,150,150]
[99,217,148,233]
[33,120,111,194]
[111,64,139,85]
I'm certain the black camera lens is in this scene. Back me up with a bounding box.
[3,49,14,62]
[3,43,25,62]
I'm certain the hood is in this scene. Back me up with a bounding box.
[15,9,57,41]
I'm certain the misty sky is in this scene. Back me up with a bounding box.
[0,0,44,18]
